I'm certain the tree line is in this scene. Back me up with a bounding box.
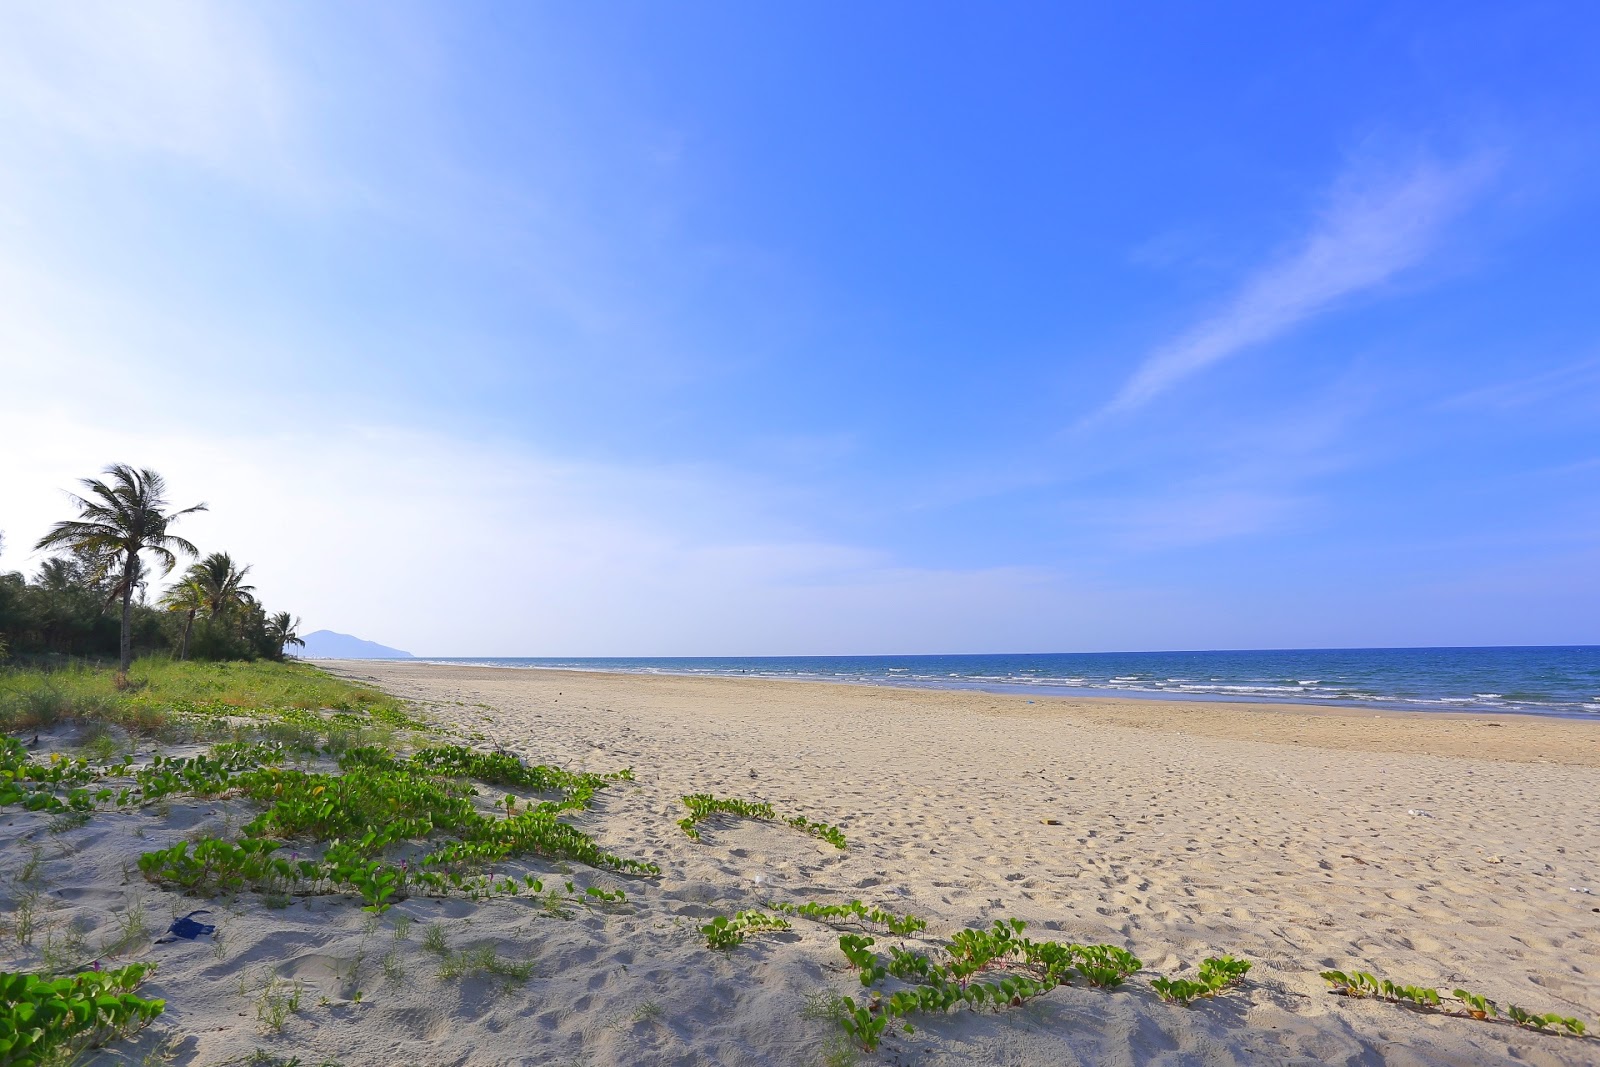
[0,465,303,668]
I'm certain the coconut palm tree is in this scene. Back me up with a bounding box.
[159,576,207,660]
[188,552,257,619]
[35,465,206,671]
[264,612,305,660]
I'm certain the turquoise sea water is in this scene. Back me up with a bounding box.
[419,647,1600,718]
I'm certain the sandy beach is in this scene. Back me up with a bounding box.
[324,662,1597,1065]
[6,661,1598,1066]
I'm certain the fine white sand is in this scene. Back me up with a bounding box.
[5,661,1598,1066]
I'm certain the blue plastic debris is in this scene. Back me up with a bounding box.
[156,909,215,943]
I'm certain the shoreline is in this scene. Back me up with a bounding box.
[381,653,1600,721]
[317,659,1600,766]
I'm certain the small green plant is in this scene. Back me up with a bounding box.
[39,923,91,975]
[631,1000,666,1024]
[799,990,853,1023]
[392,914,413,940]
[140,1032,184,1066]
[11,890,43,948]
[1452,989,1499,1020]
[46,810,91,834]
[1383,981,1442,1007]
[100,899,151,958]
[255,977,304,1032]
[421,923,447,955]
[0,963,165,1065]
[1320,969,1383,998]
[774,899,925,935]
[830,918,1149,1050]
[1149,976,1210,1006]
[678,794,848,848]
[435,945,535,986]
[1506,1004,1587,1035]
[1150,955,1251,1005]
[701,910,792,950]
[678,794,775,839]
[837,996,887,1052]
[15,845,45,884]
[1073,944,1143,988]
[784,815,848,849]
[1322,967,1586,1038]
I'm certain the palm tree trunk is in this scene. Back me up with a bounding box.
[119,584,133,671]
[180,609,194,661]
[119,550,137,672]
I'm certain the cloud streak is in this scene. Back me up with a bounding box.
[0,2,295,175]
[1106,154,1496,414]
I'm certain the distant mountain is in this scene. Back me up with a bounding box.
[298,630,415,659]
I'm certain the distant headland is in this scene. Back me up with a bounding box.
[298,630,414,659]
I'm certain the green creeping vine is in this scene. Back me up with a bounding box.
[773,899,926,935]
[1320,970,1587,1037]
[0,739,103,813]
[678,793,847,849]
[701,911,792,950]
[1506,1004,1588,1035]
[678,794,774,839]
[409,745,633,800]
[835,918,1147,1050]
[1,738,290,815]
[785,816,849,849]
[1149,955,1251,1006]
[136,745,658,911]
[0,963,164,1066]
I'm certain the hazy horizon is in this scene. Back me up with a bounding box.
[3,3,1598,657]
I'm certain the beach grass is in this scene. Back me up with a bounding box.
[0,658,417,735]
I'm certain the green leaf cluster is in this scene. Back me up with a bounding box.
[835,919,1147,1050]
[1149,955,1251,1006]
[773,898,926,935]
[700,911,792,950]
[1320,969,1587,1037]
[678,793,847,848]
[0,963,164,1066]
[134,743,657,910]
[1506,1003,1587,1035]
[677,794,775,839]
[784,815,848,849]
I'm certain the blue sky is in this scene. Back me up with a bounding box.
[1,2,1597,654]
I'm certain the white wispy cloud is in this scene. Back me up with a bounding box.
[1439,357,1600,412]
[1105,153,1497,414]
[0,1,356,210]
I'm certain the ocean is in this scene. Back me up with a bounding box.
[417,646,1600,718]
